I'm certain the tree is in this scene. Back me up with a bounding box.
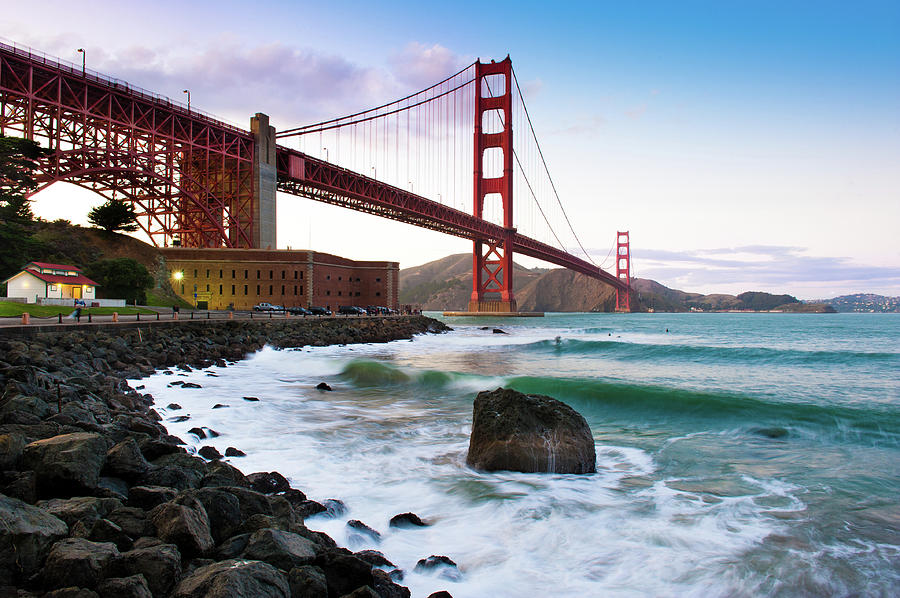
[84,257,154,304]
[0,135,49,279]
[87,199,139,234]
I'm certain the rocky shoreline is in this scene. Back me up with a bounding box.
[0,316,454,598]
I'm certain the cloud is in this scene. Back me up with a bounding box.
[622,245,900,296]
[388,42,470,89]
[625,103,647,120]
[548,115,607,137]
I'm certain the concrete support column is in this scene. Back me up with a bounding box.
[306,251,315,307]
[251,113,277,250]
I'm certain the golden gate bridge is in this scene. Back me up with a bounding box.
[0,40,632,312]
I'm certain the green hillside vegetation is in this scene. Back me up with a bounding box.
[737,291,800,311]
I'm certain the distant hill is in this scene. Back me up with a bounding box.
[820,293,900,313]
[399,253,835,313]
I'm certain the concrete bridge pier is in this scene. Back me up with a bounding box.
[251,113,277,250]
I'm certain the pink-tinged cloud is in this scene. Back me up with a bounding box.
[388,42,470,89]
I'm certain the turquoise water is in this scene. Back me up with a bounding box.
[139,313,900,597]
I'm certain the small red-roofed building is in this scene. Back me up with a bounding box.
[2,262,99,303]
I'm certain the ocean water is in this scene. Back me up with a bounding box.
[134,313,900,597]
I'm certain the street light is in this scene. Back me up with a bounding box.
[183,89,191,112]
[371,166,377,179]
[173,271,184,281]
[76,48,85,76]
[322,147,328,161]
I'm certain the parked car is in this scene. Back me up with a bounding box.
[253,302,283,311]
[287,306,311,315]
[308,306,332,316]
[339,305,366,315]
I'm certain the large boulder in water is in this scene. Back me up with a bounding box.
[466,388,596,474]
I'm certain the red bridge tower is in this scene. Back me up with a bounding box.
[615,231,631,312]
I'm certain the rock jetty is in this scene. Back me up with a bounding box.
[466,387,597,474]
[0,316,449,597]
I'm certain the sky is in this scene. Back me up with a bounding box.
[4,0,899,299]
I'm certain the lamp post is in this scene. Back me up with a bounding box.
[76,48,85,76]
[183,89,191,113]
[323,147,328,161]
[371,166,377,180]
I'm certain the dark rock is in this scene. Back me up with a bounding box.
[287,565,327,598]
[211,404,228,409]
[0,494,68,583]
[97,574,153,598]
[201,460,248,488]
[106,507,149,538]
[242,528,319,570]
[218,486,275,521]
[198,446,222,460]
[315,382,332,391]
[314,551,374,598]
[342,587,380,598]
[104,438,151,480]
[108,543,181,597]
[37,496,123,528]
[372,568,411,598]
[389,512,428,528]
[205,428,220,438]
[42,537,119,590]
[77,517,133,551]
[247,471,290,495]
[169,416,190,423]
[466,387,597,474]
[181,383,202,389]
[293,500,326,519]
[347,520,381,542]
[426,592,454,598]
[97,476,130,500]
[242,397,260,402]
[2,469,36,503]
[137,439,181,461]
[213,533,250,560]
[166,404,182,410]
[22,432,108,497]
[128,486,177,510]
[355,549,394,568]
[42,588,101,598]
[183,488,242,544]
[492,328,506,334]
[0,432,25,469]
[224,447,246,457]
[149,494,214,557]
[187,427,206,439]
[414,555,461,581]
[168,381,185,387]
[322,498,347,518]
[172,559,289,598]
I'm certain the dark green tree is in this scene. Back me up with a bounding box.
[87,199,139,234]
[0,135,49,279]
[84,257,154,304]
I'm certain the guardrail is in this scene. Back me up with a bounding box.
[0,310,412,327]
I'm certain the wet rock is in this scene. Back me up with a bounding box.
[242,397,260,402]
[322,498,347,518]
[74,517,133,551]
[389,512,428,528]
[106,507,149,539]
[104,438,151,481]
[137,438,182,461]
[372,568,411,598]
[213,533,250,560]
[169,416,190,423]
[42,537,119,590]
[187,428,206,439]
[224,447,246,457]
[242,528,319,570]
[42,588,100,598]
[287,565,327,598]
[166,404,182,410]
[198,446,222,460]
[247,471,290,495]
[181,383,202,389]
[315,382,332,391]
[211,404,228,409]
[97,574,153,598]
[169,381,185,387]
[315,550,374,598]
[355,549,394,568]
[183,488,242,544]
[414,555,461,581]
[426,592,454,598]
[149,494,214,557]
[128,485,177,510]
[492,328,507,334]
[347,520,381,542]
[466,387,596,474]
[23,432,108,497]
[107,543,181,597]
[205,428,220,438]
[343,587,380,598]
[0,494,68,583]
[2,469,36,503]
[172,559,289,598]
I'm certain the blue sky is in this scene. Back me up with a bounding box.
[5,0,899,298]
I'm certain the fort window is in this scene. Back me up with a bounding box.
[356,277,360,282]
[219,284,223,294]
[181,284,185,294]
[281,285,285,295]
[244,270,248,279]
[327,275,331,280]
[338,291,342,296]
[206,270,210,278]
[244,285,248,295]
[281,270,285,279]
[299,272,303,279]
[294,286,298,295]
[232,270,236,279]
[376,292,381,297]
[338,276,342,281]
[193,269,197,278]
[231,285,235,295]
[376,277,381,282]
[256,284,260,295]
[219,270,223,278]
[355,291,361,297]
[269,285,273,295]
[206,284,210,292]
[326,290,331,296]
[293,271,298,279]
[256,270,261,279]
[269,270,273,280]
